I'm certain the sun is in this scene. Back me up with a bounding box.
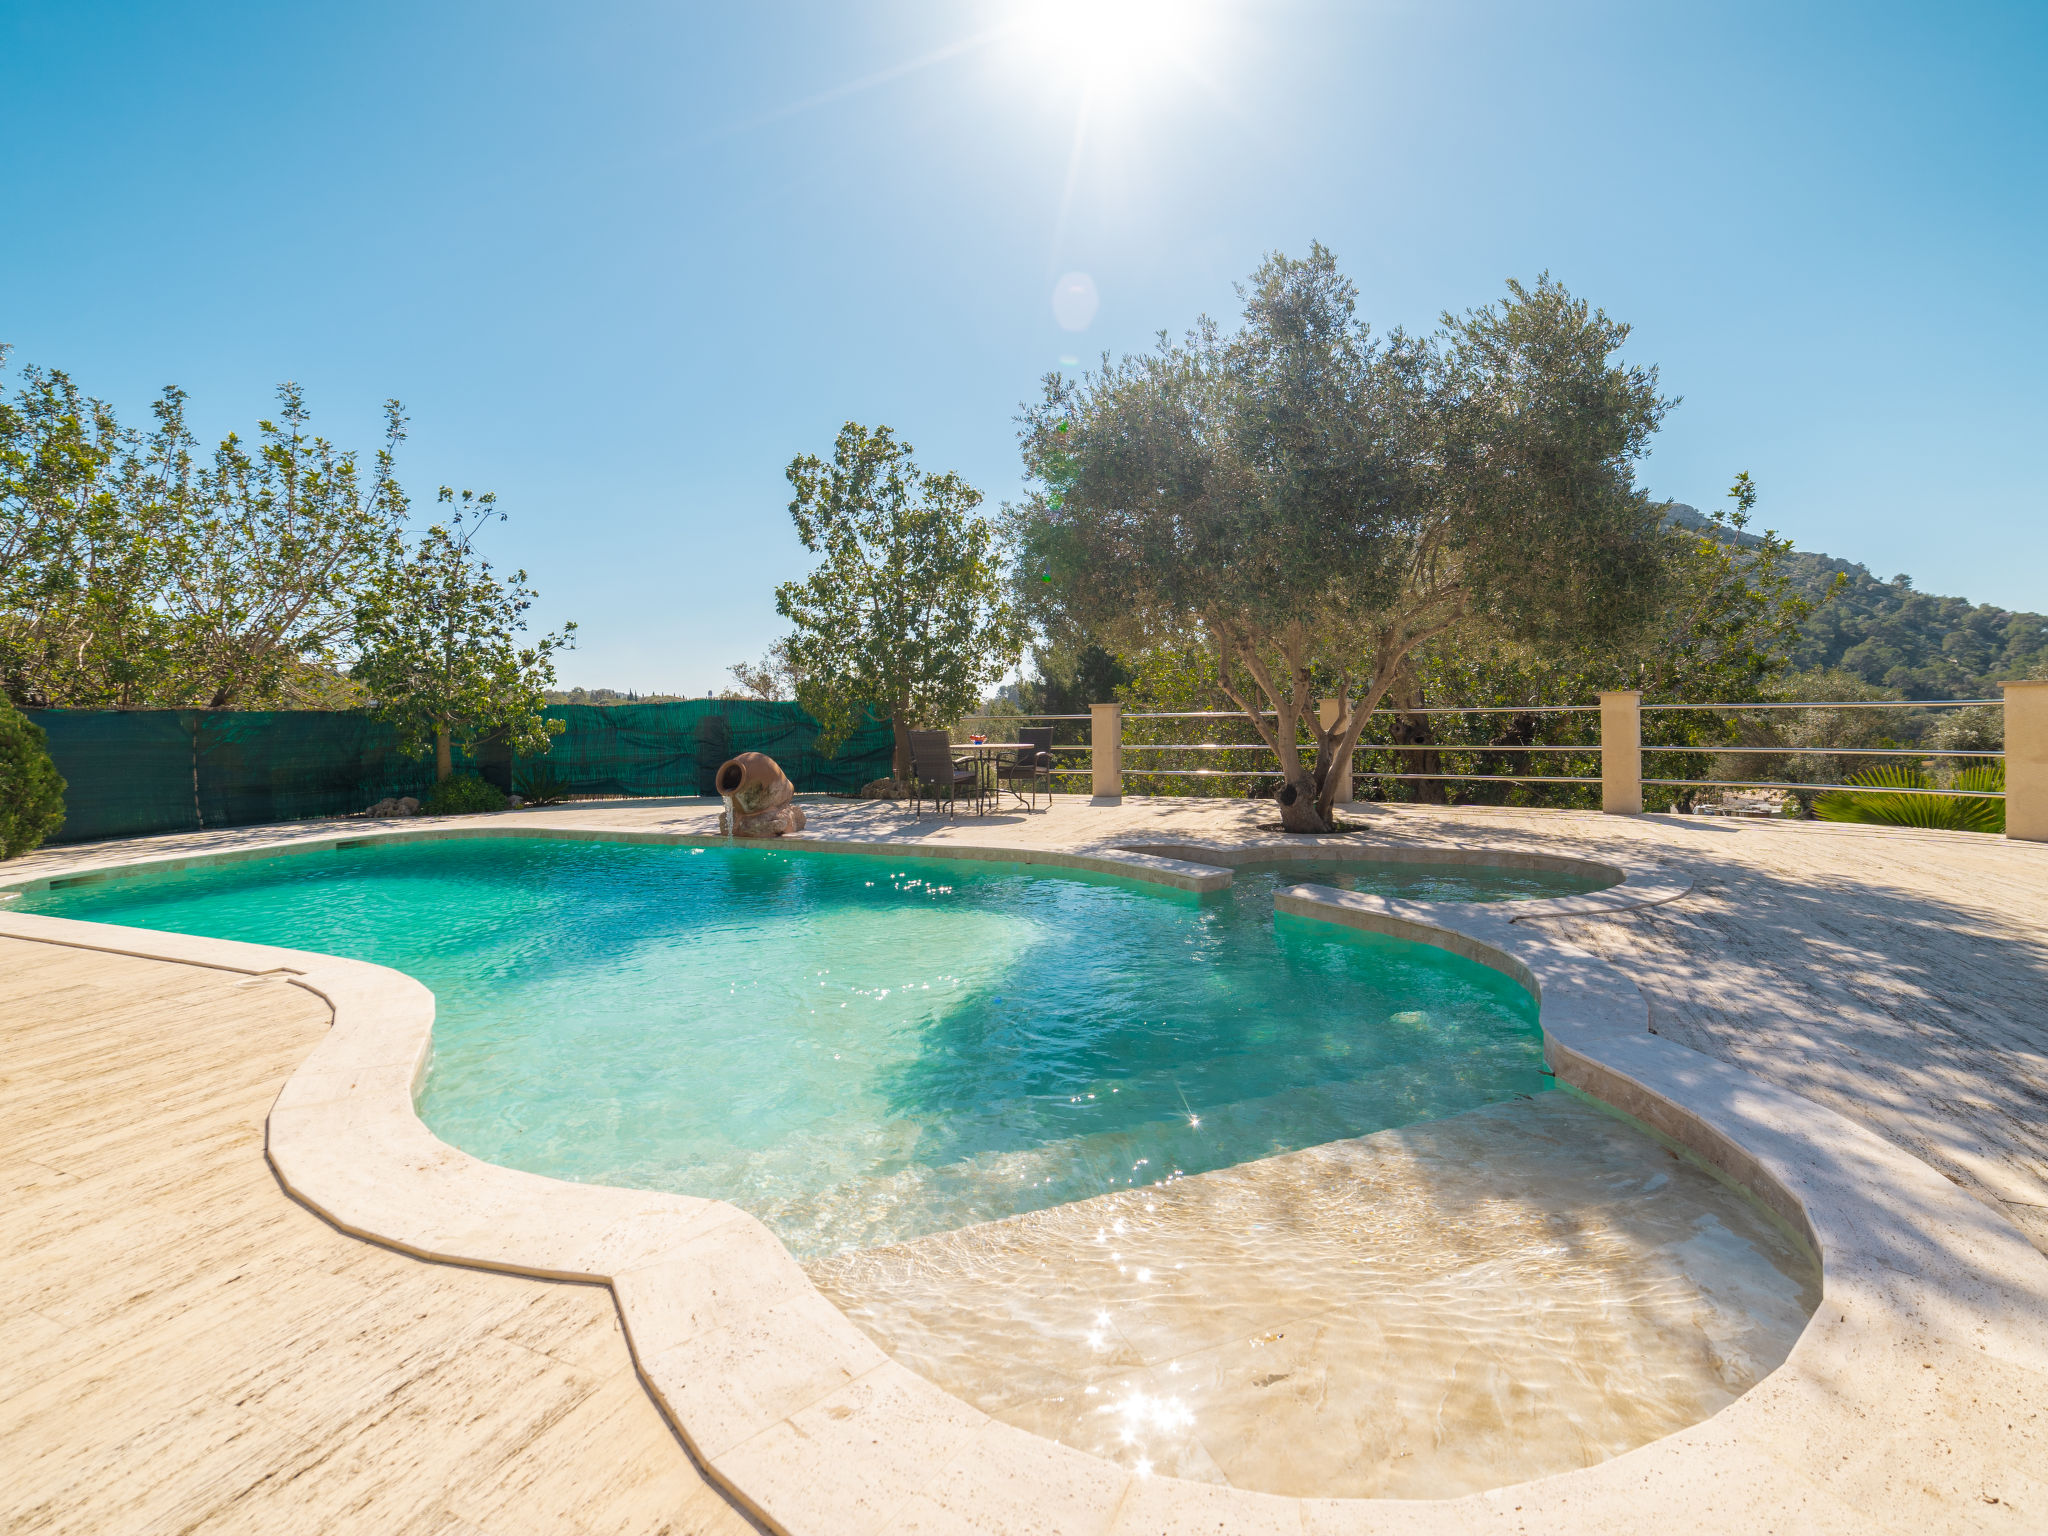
[1015,0,1212,99]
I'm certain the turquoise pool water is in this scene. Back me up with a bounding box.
[18,839,1579,1256]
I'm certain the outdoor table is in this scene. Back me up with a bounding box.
[954,742,1032,813]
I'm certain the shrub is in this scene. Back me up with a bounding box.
[422,772,507,816]
[0,702,67,858]
[513,763,572,806]
[1813,763,2004,834]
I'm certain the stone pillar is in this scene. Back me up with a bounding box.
[1090,701,1122,801]
[2003,681,2048,842]
[1599,690,1642,814]
[1318,698,1354,804]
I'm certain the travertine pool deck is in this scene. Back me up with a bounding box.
[0,938,762,1536]
[4,794,2046,1533]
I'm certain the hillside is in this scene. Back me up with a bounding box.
[1666,504,2048,698]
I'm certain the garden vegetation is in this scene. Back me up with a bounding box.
[0,346,573,799]
[1012,248,1751,830]
[0,700,65,857]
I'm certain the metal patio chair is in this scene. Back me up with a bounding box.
[908,730,980,816]
[993,726,1054,810]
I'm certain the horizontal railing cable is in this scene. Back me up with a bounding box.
[968,699,2002,722]
[1645,745,2003,758]
[1644,777,2004,798]
[973,700,2012,804]
[1045,741,1997,758]
[1647,699,2000,711]
[1051,766,2000,795]
[1117,741,1597,752]
[1121,706,1604,718]
[1352,771,1594,785]
[1052,767,1599,785]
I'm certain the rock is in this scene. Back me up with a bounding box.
[715,751,806,837]
[859,777,911,800]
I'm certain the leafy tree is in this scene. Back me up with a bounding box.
[1377,474,1834,808]
[1014,247,1673,830]
[1720,667,1917,806]
[721,637,802,701]
[0,699,65,857]
[0,353,185,707]
[168,384,409,707]
[1019,640,1130,716]
[1630,475,1825,698]
[351,490,576,781]
[1926,703,2004,757]
[1,351,411,709]
[1090,473,1837,811]
[777,423,1023,781]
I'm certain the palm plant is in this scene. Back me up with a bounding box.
[1813,762,2005,834]
[513,763,573,806]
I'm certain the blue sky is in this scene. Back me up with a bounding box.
[4,0,2043,692]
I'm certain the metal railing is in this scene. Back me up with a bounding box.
[1647,698,2002,710]
[958,698,2011,801]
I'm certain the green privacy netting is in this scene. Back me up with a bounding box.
[26,700,893,845]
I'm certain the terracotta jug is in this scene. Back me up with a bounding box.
[716,752,806,837]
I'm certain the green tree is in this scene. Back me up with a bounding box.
[1,351,413,709]
[0,699,66,857]
[351,490,576,781]
[168,384,409,708]
[720,637,801,701]
[1013,248,1673,831]
[1374,474,1832,809]
[0,354,185,707]
[1020,640,1130,716]
[777,423,1023,781]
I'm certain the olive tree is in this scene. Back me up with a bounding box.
[351,490,576,781]
[778,423,1023,781]
[1013,247,1673,831]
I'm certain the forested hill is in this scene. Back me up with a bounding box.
[1666,503,2048,698]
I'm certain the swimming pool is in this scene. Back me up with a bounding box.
[20,838,1585,1256]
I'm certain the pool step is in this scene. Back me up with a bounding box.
[743,1052,1549,1257]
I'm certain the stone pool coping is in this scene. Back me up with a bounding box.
[3,821,2043,1533]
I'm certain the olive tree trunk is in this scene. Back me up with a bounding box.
[1273,729,1333,833]
[1216,626,1340,834]
[889,709,913,784]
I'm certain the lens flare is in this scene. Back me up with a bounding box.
[1052,271,1100,330]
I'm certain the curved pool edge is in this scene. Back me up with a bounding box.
[0,817,1675,906]
[1109,833,1693,915]
[2,827,2043,1534]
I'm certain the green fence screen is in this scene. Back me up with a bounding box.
[26,701,894,844]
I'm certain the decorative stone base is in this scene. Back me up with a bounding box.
[720,804,806,837]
